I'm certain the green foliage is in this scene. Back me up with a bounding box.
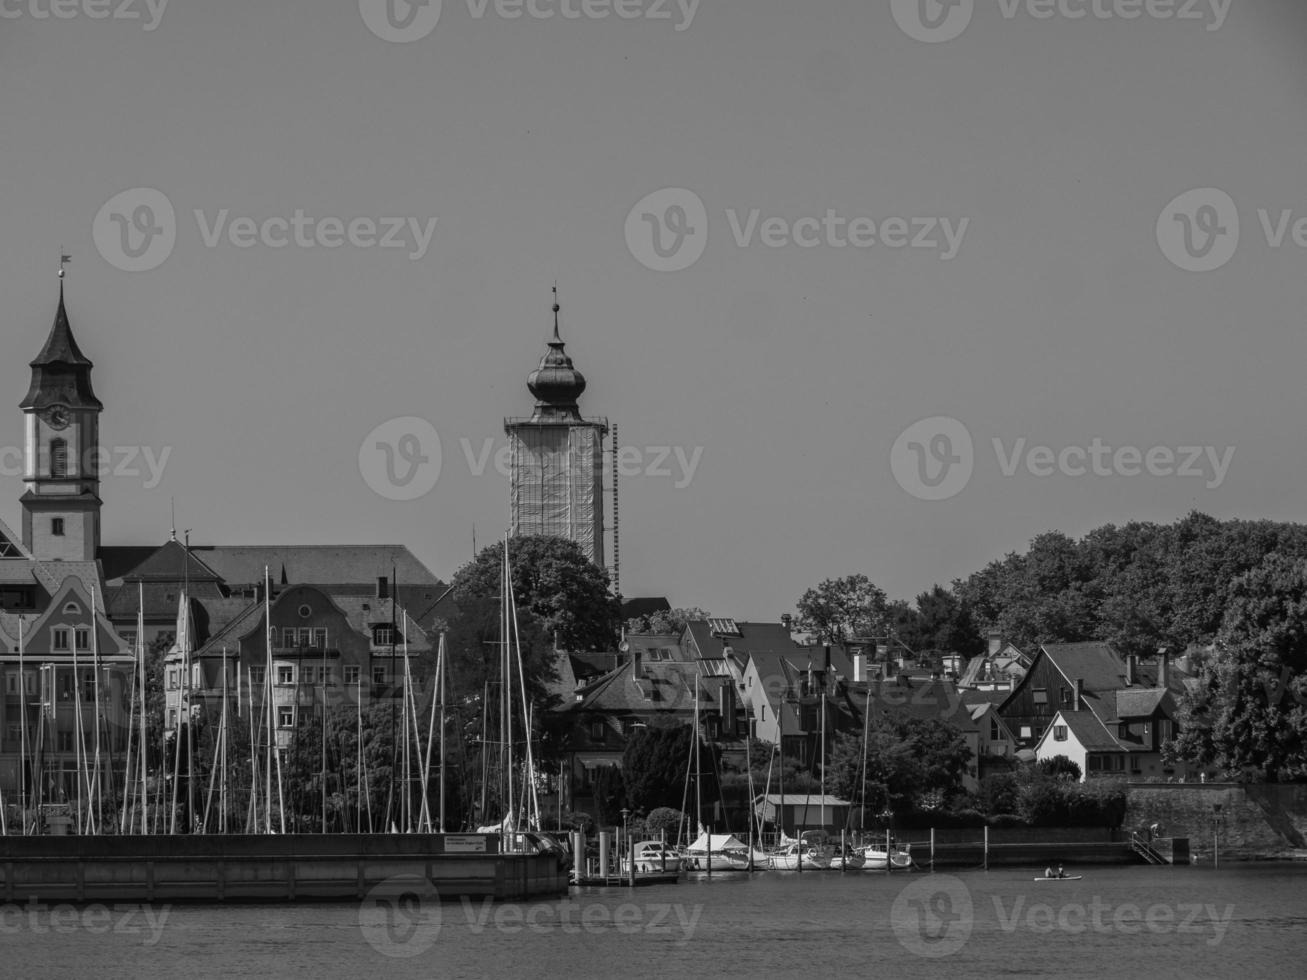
[825,716,972,812]
[451,536,621,653]
[978,772,1019,816]
[644,806,685,834]
[591,765,626,827]
[796,575,889,643]
[1037,755,1083,781]
[1013,766,1125,827]
[1168,553,1307,781]
[626,608,711,635]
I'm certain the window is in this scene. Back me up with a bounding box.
[52,628,70,651]
[1053,725,1068,742]
[169,709,177,728]
[590,721,605,741]
[373,666,386,685]
[192,664,202,688]
[344,666,361,685]
[250,667,265,687]
[1130,755,1142,773]
[50,439,68,478]
[167,668,178,691]
[51,518,65,537]
[990,718,1000,741]
[1033,688,1048,705]
[302,667,315,685]
[277,666,294,685]
[1060,687,1071,706]
[75,628,90,651]
[313,628,328,649]
[58,731,73,752]
[278,706,294,728]
[283,628,298,648]
[1020,726,1032,739]
[121,631,137,649]
[374,627,393,646]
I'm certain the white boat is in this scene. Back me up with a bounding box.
[828,849,866,870]
[681,832,762,871]
[1034,875,1082,881]
[860,845,914,870]
[627,840,682,873]
[772,842,831,870]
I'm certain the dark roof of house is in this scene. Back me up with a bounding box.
[99,545,166,583]
[621,597,671,618]
[1052,709,1123,752]
[566,660,712,715]
[684,620,802,660]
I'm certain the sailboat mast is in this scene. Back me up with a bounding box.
[18,616,27,835]
[264,566,273,834]
[137,587,148,835]
[90,585,103,832]
[508,578,539,830]
[438,633,446,833]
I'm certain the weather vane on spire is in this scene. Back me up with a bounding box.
[58,250,71,280]
[552,281,561,341]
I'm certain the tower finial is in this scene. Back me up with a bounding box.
[170,498,177,542]
[58,250,71,280]
[552,282,561,343]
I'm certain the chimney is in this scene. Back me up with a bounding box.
[1126,654,1137,686]
[781,613,793,631]
[853,652,866,683]
[1008,674,1016,693]
[376,576,389,600]
[1158,649,1170,689]
[987,631,1003,656]
[1073,678,1083,711]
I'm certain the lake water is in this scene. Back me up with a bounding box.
[5,864,1306,979]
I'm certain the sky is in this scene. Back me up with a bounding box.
[2,0,1306,621]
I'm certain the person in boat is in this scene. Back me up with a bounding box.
[1044,865,1054,879]
[1056,864,1066,878]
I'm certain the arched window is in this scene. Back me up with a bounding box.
[50,439,68,478]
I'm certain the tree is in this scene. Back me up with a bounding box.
[796,575,889,643]
[622,724,693,813]
[451,536,621,652]
[825,716,972,813]
[1168,554,1307,781]
[626,607,711,636]
[1037,755,1082,781]
[913,585,984,660]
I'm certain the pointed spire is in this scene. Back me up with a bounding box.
[552,283,562,343]
[526,286,587,420]
[21,271,102,410]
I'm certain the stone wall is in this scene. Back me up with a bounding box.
[1124,782,1307,861]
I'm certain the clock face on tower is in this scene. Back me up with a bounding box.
[44,404,71,430]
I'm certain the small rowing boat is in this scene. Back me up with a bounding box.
[1033,875,1083,881]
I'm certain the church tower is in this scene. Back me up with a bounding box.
[19,278,103,561]
[504,292,608,567]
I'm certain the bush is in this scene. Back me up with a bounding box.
[978,773,1019,816]
[1037,756,1083,781]
[645,807,685,835]
[986,813,1026,829]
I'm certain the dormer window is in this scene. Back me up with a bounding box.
[374,627,393,646]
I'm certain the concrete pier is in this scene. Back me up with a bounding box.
[0,834,569,904]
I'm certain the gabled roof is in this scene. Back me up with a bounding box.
[1111,688,1171,721]
[683,620,804,660]
[1043,709,1123,752]
[192,545,439,587]
[117,540,224,583]
[566,660,714,715]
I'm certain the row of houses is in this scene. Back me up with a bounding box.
[550,618,1202,817]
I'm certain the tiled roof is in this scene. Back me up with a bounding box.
[115,540,223,583]
[193,545,439,587]
[621,597,671,618]
[1112,688,1171,720]
[99,546,159,583]
[684,620,804,660]
[567,660,714,715]
[1050,709,1123,752]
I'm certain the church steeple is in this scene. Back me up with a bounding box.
[20,279,102,411]
[19,270,103,562]
[526,287,588,421]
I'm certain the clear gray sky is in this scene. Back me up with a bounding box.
[2,0,1305,619]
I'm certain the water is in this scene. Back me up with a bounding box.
[5,864,1306,979]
